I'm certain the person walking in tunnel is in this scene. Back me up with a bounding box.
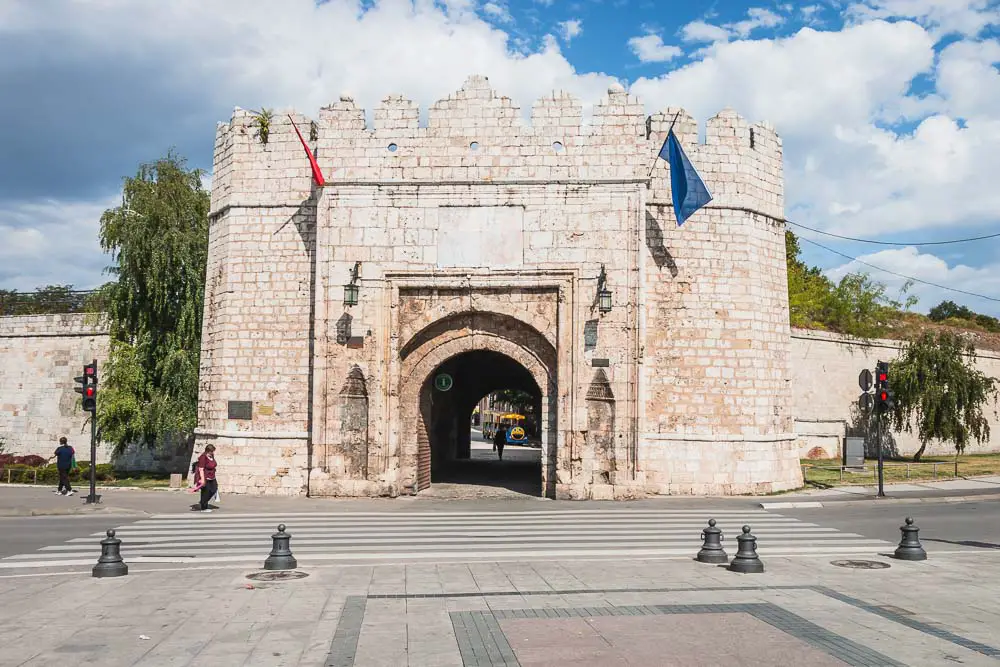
[493,427,506,461]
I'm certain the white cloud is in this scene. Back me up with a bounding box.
[801,4,824,22]
[846,0,1000,37]
[681,20,731,43]
[0,197,116,291]
[729,8,786,37]
[558,19,582,43]
[628,33,683,62]
[629,19,1000,242]
[0,0,617,127]
[482,1,513,23]
[824,246,1000,316]
[633,20,936,135]
[934,38,1000,120]
[1,0,999,309]
[680,6,787,44]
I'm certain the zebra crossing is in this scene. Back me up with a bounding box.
[1,508,894,570]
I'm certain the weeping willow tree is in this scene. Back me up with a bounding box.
[96,151,210,455]
[889,330,999,461]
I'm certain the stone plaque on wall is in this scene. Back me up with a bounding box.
[437,206,524,268]
[228,400,252,420]
[584,320,598,350]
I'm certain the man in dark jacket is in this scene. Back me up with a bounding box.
[493,428,506,461]
[53,437,75,496]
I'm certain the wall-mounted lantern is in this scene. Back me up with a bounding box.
[343,261,361,307]
[597,264,612,314]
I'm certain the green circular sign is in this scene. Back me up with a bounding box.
[434,373,453,392]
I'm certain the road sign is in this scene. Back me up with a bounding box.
[858,368,873,392]
[858,392,874,415]
[434,373,453,392]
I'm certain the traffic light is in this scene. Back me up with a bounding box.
[874,361,893,414]
[74,361,98,413]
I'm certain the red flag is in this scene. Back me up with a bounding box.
[288,115,326,187]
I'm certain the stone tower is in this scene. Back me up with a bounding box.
[196,75,802,498]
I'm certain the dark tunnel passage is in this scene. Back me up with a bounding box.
[420,349,543,496]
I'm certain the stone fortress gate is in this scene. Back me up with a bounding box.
[197,75,803,499]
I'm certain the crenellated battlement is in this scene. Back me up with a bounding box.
[210,75,783,219]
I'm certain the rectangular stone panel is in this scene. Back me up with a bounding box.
[437,206,524,269]
[227,400,252,420]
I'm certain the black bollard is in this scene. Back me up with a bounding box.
[696,519,729,564]
[728,525,765,574]
[264,524,298,571]
[893,517,927,561]
[92,529,128,578]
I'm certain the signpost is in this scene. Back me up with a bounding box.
[857,366,885,498]
[434,373,453,392]
[858,369,873,393]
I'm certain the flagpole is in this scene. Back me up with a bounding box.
[648,110,683,179]
[666,109,681,134]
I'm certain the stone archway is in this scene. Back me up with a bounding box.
[398,311,558,497]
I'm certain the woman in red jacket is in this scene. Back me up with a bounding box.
[195,444,218,513]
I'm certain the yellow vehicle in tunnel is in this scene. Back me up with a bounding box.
[482,411,528,444]
[500,413,528,445]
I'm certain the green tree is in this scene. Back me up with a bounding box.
[785,231,835,329]
[928,300,973,322]
[96,152,210,455]
[0,284,91,315]
[928,300,1000,333]
[825,273,915,340]
[784,230,915,339]
[495,389,535,408]
[889,330,999,461]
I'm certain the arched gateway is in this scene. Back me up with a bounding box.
[194,75,805,498]
[399,311,558,495]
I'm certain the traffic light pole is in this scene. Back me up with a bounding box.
[84,357,100,505]
[876,410,886,498]
[85,412,99,504]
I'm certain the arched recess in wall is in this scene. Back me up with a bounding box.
[335,365,369,479]
[586,368,616,484]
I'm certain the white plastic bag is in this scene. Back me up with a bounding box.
[212,490,221,504]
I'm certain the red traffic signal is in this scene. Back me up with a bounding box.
[75,361,98,412]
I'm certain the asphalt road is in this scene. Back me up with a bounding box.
[779,499,1000,553]
[0,515,145,559]
[3,497,997,562]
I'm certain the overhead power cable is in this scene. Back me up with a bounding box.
[796,236,1000,303]
[787,220,1000,246]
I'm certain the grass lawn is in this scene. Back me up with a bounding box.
[0,471,175,489]
[100,476,174,488]
[801,453,1000,487]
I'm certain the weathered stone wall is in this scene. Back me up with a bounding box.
[640,109,795,495]
[6,317,996,482]
[199,75,800,497]
[0,314,112,462]
[792,329,1000,459]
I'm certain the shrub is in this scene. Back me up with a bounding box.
[1,462,117,484]
[16,455,47,467]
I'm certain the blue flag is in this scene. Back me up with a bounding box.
[659,129,712,226]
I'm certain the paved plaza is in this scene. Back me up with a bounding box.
[2,545,999,666]
[1,492,999,666]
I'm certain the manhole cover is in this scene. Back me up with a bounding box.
[246,570,309,581]
[830,559,890,570]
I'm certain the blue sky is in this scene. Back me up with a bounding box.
[1,0,999,315]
